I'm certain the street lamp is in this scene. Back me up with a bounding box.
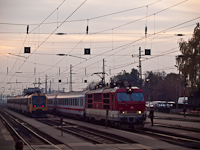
[9,53,27,59]
[174,65,180,112]
[176,55,187,117]
[175,34,185,36]
[146,79,150,101]
[57,54,87,60]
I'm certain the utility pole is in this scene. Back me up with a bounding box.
[92,59,107,86]
[69,64,72,92]
[139,47,142,80]
[45,75,47,94]
[103,59,105,85]
[49,80,51,94]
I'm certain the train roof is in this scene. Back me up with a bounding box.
[46,87,143,99]
[87,87,117,94]
[7,93,46,99]
[87,86,141,94]
[46,91,88,99]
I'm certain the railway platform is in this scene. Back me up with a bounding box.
[0,118,15,150]
[2,108,198,150]
[146,111,200,129]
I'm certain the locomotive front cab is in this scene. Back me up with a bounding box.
[115,87,146,127]
[31,94,47,117]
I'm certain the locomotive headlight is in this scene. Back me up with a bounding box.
[138,111,142,114]
[122,111,125,114]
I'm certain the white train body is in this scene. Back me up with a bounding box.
[47,91,87,118]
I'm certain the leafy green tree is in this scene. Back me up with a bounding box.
[176,23,200,92]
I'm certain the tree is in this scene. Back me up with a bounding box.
[144,71,179,101]
[163,73,180,101]
[176,23,200,92]
[144,71,166,100]
[110,68,141,87]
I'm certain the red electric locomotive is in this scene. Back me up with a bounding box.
[85,86,146,128]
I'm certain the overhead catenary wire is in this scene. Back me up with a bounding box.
[1,0,197,93]
[0,0,162,27]
[3,16,197,91]
[0,0,88,91]
[94,0,188,34]
[62,17,197,81]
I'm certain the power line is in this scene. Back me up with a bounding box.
[94,0,188,34]
[0,0,161,27]
[0,0,87,91]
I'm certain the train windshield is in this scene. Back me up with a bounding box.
[117,93,144,101]
[32,96,46,105]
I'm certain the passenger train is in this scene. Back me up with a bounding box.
[7,91,48,117]
[47,86,146,128]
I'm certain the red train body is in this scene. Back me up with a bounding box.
[85,87,146,128]
[47,87,146,128]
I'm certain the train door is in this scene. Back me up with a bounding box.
[29,97,32,114]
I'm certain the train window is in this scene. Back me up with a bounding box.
[103,99,109,103]
[103,105,110,109]
[88,99,92,103]
[64,99,66,105]
[103,93,109,98]
[88,94,92,98]
[117,93,131,101]
[75,99,79,106]
[94,93,102,101]
[80,99,83,106]
[70,99,72,106]
[131,93,144,101]
[88,104,93,108]
[32,96,46,106]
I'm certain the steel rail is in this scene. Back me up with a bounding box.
[0,113,35,150]
[1,109,62,150]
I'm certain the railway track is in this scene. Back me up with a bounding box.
[37,118,138,144]
[136,123,200,149]
[3,108,200,149]
[39,114,200,149]
[0,109,65,150]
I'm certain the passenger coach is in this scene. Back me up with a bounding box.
[7,92,48,117]
[47,91,87,118]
